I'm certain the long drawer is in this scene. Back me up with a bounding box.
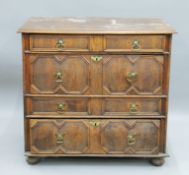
[25,97,165,116]
[28,34,168,52]
[29,119,161,155]
[26,54,165,95]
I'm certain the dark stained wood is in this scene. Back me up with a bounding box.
[19,17,174,165]
[18,17,176,34]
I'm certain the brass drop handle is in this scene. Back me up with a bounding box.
[56,133,65,144]
[126,72,137,83]
[132,40,140,49]
[130,103,138,113]
[56,39,64,48]
[57,103,65,111]
[127,134,136,145]
[89,120,101,127]
[55,71,63,80]
[91,56,103,62]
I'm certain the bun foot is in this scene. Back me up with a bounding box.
[149,158,165,166]
[26,157,41,165]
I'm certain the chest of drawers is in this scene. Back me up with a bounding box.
[18,17,175,166]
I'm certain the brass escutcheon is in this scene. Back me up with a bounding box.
[91,56,103,62]
[89,120,101,127]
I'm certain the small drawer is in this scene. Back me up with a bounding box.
[30,34,90,51]
[102,98,164,116]
[104,35,168,52]
[26,97,90,116]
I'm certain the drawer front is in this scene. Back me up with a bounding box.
[102,98,164,116]
[26,97,89,115]
[30,34,90,51]
[103,55,164,95]
[99,119,160,154]
[30,119,90,154]
[27,54,91,94]
[29,119,161,155]
[104,35,167,52]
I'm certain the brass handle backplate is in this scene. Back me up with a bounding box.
[132,40,140,49]
[91,56,103,62]
[126,72,137,83]
[89,120,101,127]
[56,133,65,144]
[55,71,63,80]
[127,134,136,145]
[56,39,64,49]
[57,103,65,111]
[129,103,138,113]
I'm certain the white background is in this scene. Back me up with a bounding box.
[0,0,188,174]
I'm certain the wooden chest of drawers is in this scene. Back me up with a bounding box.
[18,17,175,166]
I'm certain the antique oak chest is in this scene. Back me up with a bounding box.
[18,17,175,165]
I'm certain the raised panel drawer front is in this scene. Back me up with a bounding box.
[104,35,168,52]
[29,119,161,155]
[26,97,89,115]
[102,98,164,116]
[30,34,90,51]
[30,119,90,154]
[103,55,164,95]
[27,54,91,94]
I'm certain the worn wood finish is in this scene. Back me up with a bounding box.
[18,17,175,34]
[19,17,175,165]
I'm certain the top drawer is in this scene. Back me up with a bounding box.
[29,34,90,51]
[104,35,169,52]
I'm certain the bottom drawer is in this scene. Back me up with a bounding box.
[29,119,161,155]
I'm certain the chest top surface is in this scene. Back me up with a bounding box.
[18,17,175,34]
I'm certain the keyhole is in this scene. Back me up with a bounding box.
[96,57,98,61]
[94,122,97,126]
